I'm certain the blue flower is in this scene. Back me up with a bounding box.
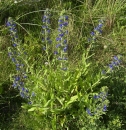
[58,19,63,23]
[101,70,106,75]
[59,33,64,37]
[91,31,95,36]
[47,29,51,33]
[58,57,62,60]
[56,37,61,41]
[13,43,17,47]
[89,19,104,45]
[26,89,29,93]
[87,90,108,116]
[7,18,32,104]
[56,44,61,48]
[65,15,69,20]
[93,95,100,99]
[63,39,67,44]
[22,87,25,91]
[23,75,27,78]
[42,25,47,29]
[54,51,58,55]
[15,76,20,81]
[113,56,121,63]
[54,14,69,70]
[86,108,92,116]
[6,21,11,26]
[16,64,20,67]
[42,8,52,53]
[11,58,16,62]
[103,105,107,111]
[109,64,113,70]
[20,91,25,98]
[59,24,63,28]
[63,46,67,52]
[94,21,103,34]
[108,55,121,70]
[63,22,68,26]
[12,82,17,88]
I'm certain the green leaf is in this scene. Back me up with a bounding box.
[28,107,36,112]
[38,107,49,114]
[56,97,64,106]
[44,99,52,107]
[51,108,64,114]
[65,95,78,108]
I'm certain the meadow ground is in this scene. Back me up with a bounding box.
[0,0,126,129]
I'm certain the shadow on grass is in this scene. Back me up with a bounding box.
[0,80,26,129]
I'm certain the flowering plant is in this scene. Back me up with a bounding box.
[6,11,110,129]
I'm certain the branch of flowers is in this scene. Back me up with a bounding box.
[54,14,69,71]
[42,8,52,66]
[7,17,35,103]
[87,55,122,117]
[88,19,104,50]
[101,55,122,75]
[86,90,108,116]
[86,56,121,116]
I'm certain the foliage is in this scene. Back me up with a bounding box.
[0,0,126,129]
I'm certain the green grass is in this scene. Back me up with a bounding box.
[0,0,126,129]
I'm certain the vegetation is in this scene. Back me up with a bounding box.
[0,0,126,129]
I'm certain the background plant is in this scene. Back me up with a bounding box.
[0,0,126,129]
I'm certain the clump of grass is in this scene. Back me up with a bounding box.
[0,0,126,129]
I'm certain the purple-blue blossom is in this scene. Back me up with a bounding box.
[103,105,107,112]
[42,8,52,49]
[54,14,69,71]
[86,90,108,116]
[86,108,92,116]
[109,55,121,70]
[88,19,104,45]
[7,17,34,102]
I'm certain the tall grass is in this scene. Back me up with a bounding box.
[0,0,126,129]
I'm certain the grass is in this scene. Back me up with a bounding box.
[0,0,126,129]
